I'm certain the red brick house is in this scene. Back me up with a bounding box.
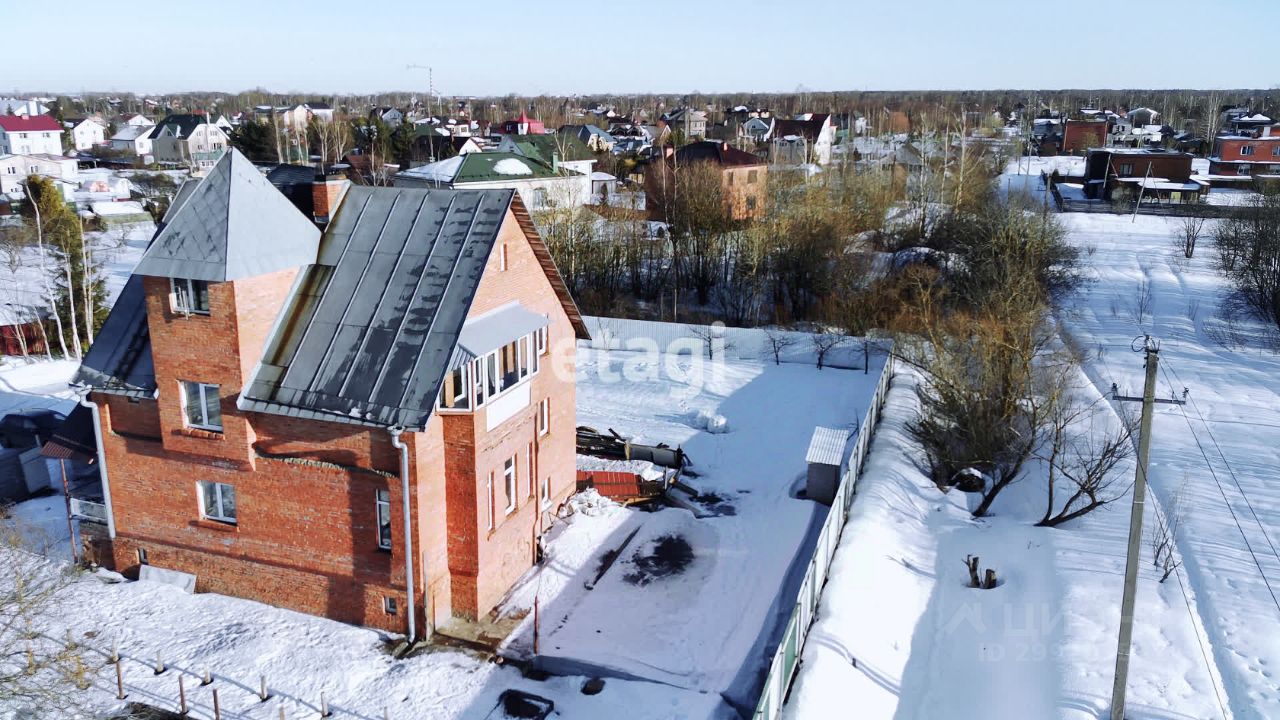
[72,149,588,639]
[1209,129,1280,176]
[1061,119,1108,155]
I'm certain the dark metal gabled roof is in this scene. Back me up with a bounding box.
[71,274,155,398]
[238,186,514,430]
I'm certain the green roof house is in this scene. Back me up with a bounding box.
[394,151,592,210]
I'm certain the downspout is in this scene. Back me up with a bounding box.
[388,426,416,642]
[74,386,116,539]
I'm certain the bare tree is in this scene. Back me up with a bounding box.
[1151,480,1186,583]
[688,324,733,360]
[1175,215,1207,260]
[1036,398,1136,527]
[0,527,91,717]
[811,332,846,370]
[763,328,796,365]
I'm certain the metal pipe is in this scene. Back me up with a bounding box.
[388,426,415,642]
[75,387,116,539]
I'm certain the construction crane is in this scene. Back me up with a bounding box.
[405,64,438,115]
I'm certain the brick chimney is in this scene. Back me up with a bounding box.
[312,173,350,226]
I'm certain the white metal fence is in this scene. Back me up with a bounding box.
[752,350,894,719]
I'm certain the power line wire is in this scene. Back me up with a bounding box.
[1163,360,1280,570]
[1157,363,1280,617]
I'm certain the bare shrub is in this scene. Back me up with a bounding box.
[763,328,796,365]
[810,332,846,370]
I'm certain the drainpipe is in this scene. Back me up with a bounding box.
[74,386,116,539]
[388,426,416,642]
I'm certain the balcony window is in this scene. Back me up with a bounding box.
[182,381,222,431]
[438,364,471,411]
[199,481,236,524]
[171,278,210,315]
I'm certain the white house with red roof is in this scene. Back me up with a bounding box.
[0,115,64,156]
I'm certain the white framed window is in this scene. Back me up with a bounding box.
[182,381,222,431]
[1272,146,1280,157]
[540,475,551,509]
[375,489,392,550]
[504,456,517,515]
[527,443,535,499]
[486,471,495,531]
[536,326,548,356]
[383,596,397,614]
[1240,145,1255,156]
[438,364,471,410]
[537,398,550,437]
[1118,163,1134,175]
[199,481,237,524]
[170,277,210,314]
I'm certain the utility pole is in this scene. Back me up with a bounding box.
[1109,336,1186,720]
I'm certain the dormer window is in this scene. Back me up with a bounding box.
[171,278,210,315]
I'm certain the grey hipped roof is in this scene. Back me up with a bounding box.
[71,274,155,398]
[238,186,516,429]
[133,150,321,282]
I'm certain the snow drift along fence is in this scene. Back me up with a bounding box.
[752,352,894,720]
[581,316,883,370]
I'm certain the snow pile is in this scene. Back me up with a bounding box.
[89,200,146,216]
[492,158,533,176]
[690,409,729,434]
[576,456,665,483]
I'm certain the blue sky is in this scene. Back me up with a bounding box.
[8,0,1277,96]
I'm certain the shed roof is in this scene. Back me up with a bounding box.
[132,150,321,282]
[805,426,851,466]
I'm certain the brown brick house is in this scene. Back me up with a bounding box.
[644,141,768,221]
[73,150,588,639]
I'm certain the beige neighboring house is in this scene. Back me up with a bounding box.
[110,125,155,157]
[147,115,229,172]
[0,153,79,200]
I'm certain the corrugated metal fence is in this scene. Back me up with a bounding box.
[752,351,894,720]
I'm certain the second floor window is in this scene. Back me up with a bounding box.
[171,278,210,314]
[1240,145,1255,156]
[504,457,517,514]
[182,381,222,431]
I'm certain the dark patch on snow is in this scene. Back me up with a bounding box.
[623,534,694,586]
[581,677,606,695]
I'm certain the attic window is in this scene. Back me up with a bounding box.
[171,278,210,315]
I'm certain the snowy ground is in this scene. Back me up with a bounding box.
[0,342,885,719]
[787,164,1280,719]
[504,346,886,711]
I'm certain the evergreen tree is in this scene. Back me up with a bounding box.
[229,120,277,162]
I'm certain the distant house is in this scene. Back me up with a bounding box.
[305,101,335,123]
[66,118,107,152]
[0,115,64,156]
[123,114,155,128]
[644,141,768,221]
[1082,148,1202,203]
[110,125,155,157]
[0,98,49,116]
[146,114,229,172]
[1126,107,1161,127]
[498,112,546,137]
[411,133,482,163]
[660,108,707,139]
[371,106,404,124]
[394,151,591,210]
[769,113,837,165]
[1061,119,1108,155]
[1209,129,1280,177]
[497,133,596,178]
[740,117,773,143]
[0,153,79,199]
[559,124,615,152]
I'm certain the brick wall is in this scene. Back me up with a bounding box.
[94,205,579,634]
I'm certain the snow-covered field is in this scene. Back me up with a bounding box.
[788,165,1280,719]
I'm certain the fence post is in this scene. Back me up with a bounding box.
[115,659,125,700]
[179,674,187,715]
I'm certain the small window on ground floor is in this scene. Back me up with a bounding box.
[199,481,236,524]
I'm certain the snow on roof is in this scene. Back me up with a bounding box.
[492,158,533,175]
[90,201,147,216]
[590,171,616,181]
[805,426,851,466]
[397,154,465,183]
